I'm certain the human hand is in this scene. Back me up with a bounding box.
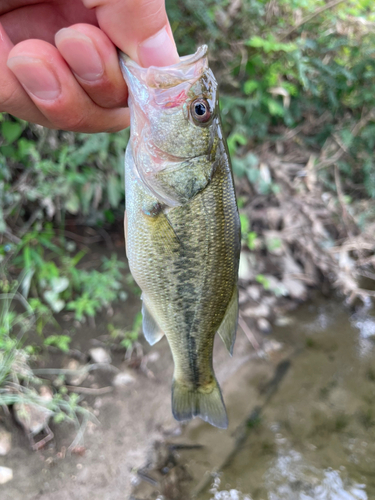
[0,0,179,132]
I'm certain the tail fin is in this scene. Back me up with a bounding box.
[172,378,228,429]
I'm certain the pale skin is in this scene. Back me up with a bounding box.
[0,0,179,133]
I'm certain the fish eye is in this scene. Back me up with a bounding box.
[190,98,212,124]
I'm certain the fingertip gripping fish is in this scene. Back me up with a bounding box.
[120,46,240,429]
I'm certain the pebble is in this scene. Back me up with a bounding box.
[282,277,307,300]
[112,370,136,387]
[0,466,13,484]
[0,427,11,456]
[246,285,261,301]
[89,348,112,364]
[238,252,255,281]
[242,303,270,319]
[64,359,88,385]
[275,316,294,327]
[257,318,272,333]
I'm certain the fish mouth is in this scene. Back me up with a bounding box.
[119,45,208,90]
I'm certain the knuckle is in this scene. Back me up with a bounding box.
[54,113,87,133]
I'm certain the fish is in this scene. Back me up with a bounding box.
[119,45,240,429]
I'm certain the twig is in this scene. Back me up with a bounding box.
[63,230,102,245]
[317,109,375,170]
[67,414,89,454]
[19,209,42,237]
[334,164,353,235]
[281,0,346,40]
[66,385,113,395]
[137,470,158,486]
[4,229,21,244]
[238,313,261,352]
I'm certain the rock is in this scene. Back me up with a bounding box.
[246,285,261,301]
[14,386,54,442]
[63,359,88,385]
[0,466,13,484]
[0,427,11,456]
[282,253,304,275]
[275,316,294,327]
[242,303,270,319]
[262,275,288,297]
[238,252,255,281]
[257,318,272,333]
[112,370,136,387]
[89,348,112,364]
[239,290,249,305]
[282,277,307,300]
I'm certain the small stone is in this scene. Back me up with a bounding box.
[238,252,255,281]
[263,340,284,355]
[257,318,271,333]
[89,348,111,364]
[0,466,13,484]
[112,371,136,387]
[274,316,294,327]
[282,277,307,300]
[239,290,248,305]
[242,303,270,319]
[246,285,261,301]
[146,352,160,364]
[64,359,88,386]
[0,427,11,456]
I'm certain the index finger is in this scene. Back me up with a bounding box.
[81,0,179,67]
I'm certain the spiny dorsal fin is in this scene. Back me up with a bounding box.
[141,297,164,346]
[217,285,238,356]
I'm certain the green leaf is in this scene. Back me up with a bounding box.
[1,121,22,144]
[240,213,249,235]
[44,334,71,353]
[244,80,259,95]
[266,99,285,116]
[107,174,121,208]
[65,193,80,214]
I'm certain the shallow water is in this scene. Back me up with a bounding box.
[199,296,375,500]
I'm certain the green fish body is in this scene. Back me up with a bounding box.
[120,46,240,428]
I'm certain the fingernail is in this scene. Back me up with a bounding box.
[7,56,60,100]
[55,28,104,82]
[138,26,179,68]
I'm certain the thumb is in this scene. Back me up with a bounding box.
[81,0,179,67]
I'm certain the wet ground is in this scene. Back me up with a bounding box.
[1,292,375,500]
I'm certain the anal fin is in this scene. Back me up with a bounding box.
[217,285,238,356]
[141,297,164,346]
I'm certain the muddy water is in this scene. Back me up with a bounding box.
[2,271,375,500]
[197,296,375,500]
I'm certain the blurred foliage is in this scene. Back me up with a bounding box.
[168,0,375,199]
[0,119,129,351]
[0,295,94,434]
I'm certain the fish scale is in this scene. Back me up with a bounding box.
[120,46,240,428]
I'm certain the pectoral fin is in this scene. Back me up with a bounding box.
[217,285,238,356]
[141,298,164,346]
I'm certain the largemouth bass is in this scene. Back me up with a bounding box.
[120,46,240,429]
